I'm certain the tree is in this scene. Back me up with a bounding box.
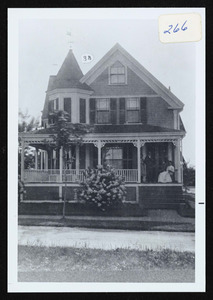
[18,110,40,174]
[183,160,195,190]
[44,110,93,219]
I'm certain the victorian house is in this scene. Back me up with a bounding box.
[19,43,186,212]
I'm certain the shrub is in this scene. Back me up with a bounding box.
[79,165,126,211]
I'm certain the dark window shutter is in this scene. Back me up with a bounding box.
[48,100,54,124]
[55,98,59,110]
[64,98,71,122]
[140,97,147,124]
[80,98,86,123]
[110,98,117,124]
[119,98,126,124]
[48,100,54,112]
[89,98,96,124]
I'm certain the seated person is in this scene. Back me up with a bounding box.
[158,170,172,183]
[166,161,175,182]
[158,163,174,183]
[166,161,175,173]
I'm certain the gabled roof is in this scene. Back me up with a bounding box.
[47,49,92,91]
[80,43,184,109]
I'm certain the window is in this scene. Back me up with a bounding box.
[64,98,71,122]
[104,147,123,169]
[126,98,140,123]
[96,98,110,124]
[109,63,126,84]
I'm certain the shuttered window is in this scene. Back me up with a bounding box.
[80,98,86,123]
[126,98,140,123]
[96,98,110,124]
[89,97,146,125]
[64,98,71,122]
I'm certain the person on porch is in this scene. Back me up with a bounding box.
[144,152,155,183]
[166,161,175,182]
[158,165,174,183]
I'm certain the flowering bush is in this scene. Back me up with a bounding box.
[79,165,126,211]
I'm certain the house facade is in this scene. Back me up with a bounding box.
[19,43,186,213]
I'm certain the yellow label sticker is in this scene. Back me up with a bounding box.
[159,13,202,43]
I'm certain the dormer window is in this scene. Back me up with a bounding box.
[109,61,126,85]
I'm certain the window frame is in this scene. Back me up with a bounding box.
[96,98,110,124]
[125,97,141,124]
[108,64,127,85]
[104,147,123,169]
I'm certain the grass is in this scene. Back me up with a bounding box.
[18,245,195,273]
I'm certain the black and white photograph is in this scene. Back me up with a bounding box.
[8,8,205,292]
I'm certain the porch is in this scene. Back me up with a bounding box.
[20,135,184,185]
[23,168,138,183]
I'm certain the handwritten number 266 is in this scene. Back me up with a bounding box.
[164,20,188,34]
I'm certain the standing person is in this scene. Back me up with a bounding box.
[144,151,155,183]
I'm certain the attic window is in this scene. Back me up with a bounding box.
[109,62,126,85]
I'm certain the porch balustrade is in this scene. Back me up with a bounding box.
[23,168,138,183]
[114,169,138,182]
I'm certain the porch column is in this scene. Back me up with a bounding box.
[45,151,48,170]
[97,141,103,166]
[34,149,38,170]
[59,147,63,182]
[40,151,43,170]
[141,143,146,160]
[85,144,90,168]
[174,139,181,183]
[168,142,173,161]
[134,140,141,184]
[53,150,56,169]
[21,140,25,181]
[76,145,80,175]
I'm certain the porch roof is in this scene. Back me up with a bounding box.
[33,124,184,135]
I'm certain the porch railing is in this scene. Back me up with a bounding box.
[23,168,138,183]
[114,169,138,182]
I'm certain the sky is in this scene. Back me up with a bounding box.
[18,12,200,166]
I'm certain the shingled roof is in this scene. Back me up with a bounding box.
[42,50,93,119]
[48,49,92,91]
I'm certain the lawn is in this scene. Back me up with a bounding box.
[18,245,195,282]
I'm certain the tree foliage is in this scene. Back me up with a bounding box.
[18,110,40,174]
[79,165,126,212]
[18,110,39,133]
[183,161,195,188]
[44,110,93,218]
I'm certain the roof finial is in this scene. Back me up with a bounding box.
[66,30,73,50]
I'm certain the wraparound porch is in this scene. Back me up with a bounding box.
[20,135,184,184]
